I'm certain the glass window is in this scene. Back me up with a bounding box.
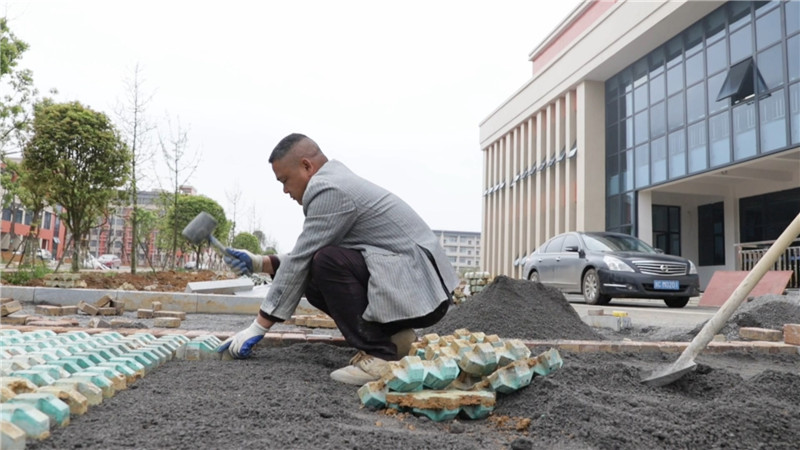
[729,1,751,31]
[756,7,781,51]
[621,90,633,118]
[698,201,725,266]
[706,39,727,76]
[606,124,619,155]
[668,93,685,131]
[607,97,618,126]
[635,143,650,188]
[650,101,666,137]
[649,47,666,76]
[1,208,10,220]
[622,149,633,192]
[635,110,649,144]
[620,69,633,93]
[634,84,648,112]
[650,73,665,104]
[607,195,621,230]
[667,62,684,95]
[668,129,687,178]
[684,22,704,55]
[686,52,705,86]
[607,154,619,195]
[623,117,634,148]
[709,111,731,166]
[688,121,708,173]
[44,212,52,229]
[791,83,800,144]
[757,44,784,89]
[789,35,800,83]
[730,24,753,64]
[666,36,682,67]
[633,59,648,87]
[686,82,706,122]
[732,102,757,160]
[705,7,727,43]
[759,87,787,152]
[651,137,667,184]
[788,0,800,35]
[622,192,634,227]
[708,71,728,114]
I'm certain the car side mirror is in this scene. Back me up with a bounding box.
[654,248,664,254]
[564,245,579,252]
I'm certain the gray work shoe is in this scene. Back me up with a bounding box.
[330,351,390,385]
[390,328,417,357]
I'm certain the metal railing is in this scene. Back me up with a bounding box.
[735,239,800,289]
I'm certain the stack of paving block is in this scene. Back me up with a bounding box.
[77,295,125,317]
[357,328,562,422]
[1,299,27,326]
[0,328,224,448]
[287,313,337,329]
[136,302,187,328]
[42,273,87,289]
[462,272,492,297]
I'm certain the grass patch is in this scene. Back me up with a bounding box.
[1,264,53,285]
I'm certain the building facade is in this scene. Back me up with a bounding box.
[479,1,800,289]
[432,229,481,274]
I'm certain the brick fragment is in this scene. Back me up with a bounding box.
[739,327,783,342]
[587,308,604,316]
[1,301,22,317]
[25,319,78,328]
[111,300,126,315]
[1,314,28,325]
[153,310,186,320]
[136,309,154,319]
[151,301,162,311]
[60,306,78,315]
[1,297,14,304]
[784,323,800,346]
[95,295,113,307]
[34,305,63,316]
[153,317,181,328]
[87,318,111,328]
[97,307,118,316]
[77,301,99,316]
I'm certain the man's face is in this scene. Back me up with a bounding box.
[271,155,313,205]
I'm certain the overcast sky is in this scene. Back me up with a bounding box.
[4,0,581,252]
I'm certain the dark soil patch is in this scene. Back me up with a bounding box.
[425,276,605,341]
[18,270,232,292]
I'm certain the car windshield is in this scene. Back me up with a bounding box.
[583,234,658,253]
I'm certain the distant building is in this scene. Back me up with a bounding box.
[432,230,481,273]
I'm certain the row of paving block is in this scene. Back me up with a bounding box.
[358,329,563,422]
[0,328,223,449]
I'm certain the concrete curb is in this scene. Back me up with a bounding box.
[1,324,797,356]
[0,286,262,315]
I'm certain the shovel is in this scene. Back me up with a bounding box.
[642,211,800,387]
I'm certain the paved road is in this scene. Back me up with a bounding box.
[565,294,717,329]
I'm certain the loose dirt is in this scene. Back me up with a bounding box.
[23,276,800,449]
[13,269,232,292]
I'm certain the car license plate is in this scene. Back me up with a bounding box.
[654,280,680,290]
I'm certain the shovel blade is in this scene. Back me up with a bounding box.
[641,360,697,387]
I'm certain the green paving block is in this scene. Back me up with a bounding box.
[71,351,106,365]
[8,393,70,427]
[97,362,139,384]
[122,350,158,373]
[66,343,92,354]
[497,339,532,367]
[79,367,126,392]
[458,343,499,377]
[1,360,29,373]
[26,352,58,363]
[0,330,22,336]
[32,365,69,382]
[411,406,460,422]
[2,347,26,357]
[106,357,146,379]
[176,341,221,361]
[0,420,27,450]
[10,370,55,387]
[143,345,172,363]
[58,355,95,370]
[487,360,535,394]
[47,360,81,375]
[0,376,38,395]
[459,403,495,420]
[66,374,114,399]
[95,331,124,341]
[422,357,460,390]
[0,403,50,440]
[52,380,103,406]
[56,332,81,342]
[34,386,89,416]
[530,348,563,376]
[383,356,425,392]
[357,380,387,408]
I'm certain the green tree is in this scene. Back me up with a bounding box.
[131,207,158,272]
[22,101,131,272]
[231,231,261,255]
[0,17,37,154]
[160,194,228,267]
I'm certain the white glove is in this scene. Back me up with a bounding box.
[223,248,263,275]
[216,320,269,359]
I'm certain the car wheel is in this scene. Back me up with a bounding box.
[528,271,540,283]
[663,297,689,308]
[582,268,610,305]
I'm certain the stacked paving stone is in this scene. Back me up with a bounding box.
[43,273,87,289]
[287,314,337,329]
[463,272,492,296]
[136,301,187,328]
[77,294,126,317]
[357,328,562,422]
[0,329,223,448]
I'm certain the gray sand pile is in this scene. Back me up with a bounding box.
[424,276,605,341]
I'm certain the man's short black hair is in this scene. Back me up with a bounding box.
[270,133,309,163]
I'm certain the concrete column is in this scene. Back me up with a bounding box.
[525,117,535,257]
[576,80,606,232]
[481,146,489,272]
[565,90,575,232]
[535,110,546,247]
[637,190,653,245]
[554,97,564,235]
[545,103,555,239]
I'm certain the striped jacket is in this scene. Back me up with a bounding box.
[261,159,459,323]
